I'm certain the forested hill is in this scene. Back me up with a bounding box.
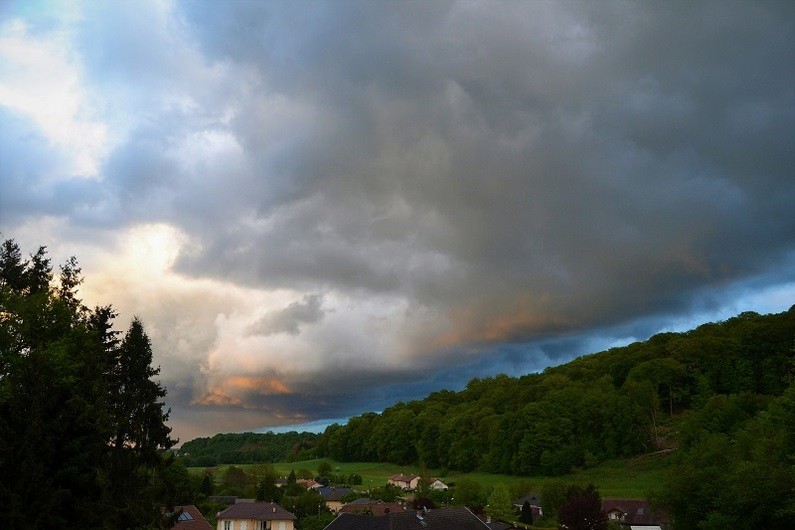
[179,431,320,466]
[316,307,795,475]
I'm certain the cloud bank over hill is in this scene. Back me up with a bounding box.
[1,0,793,440]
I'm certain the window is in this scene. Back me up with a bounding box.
[223,521,232,530]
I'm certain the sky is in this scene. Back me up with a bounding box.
[1,0,794,443]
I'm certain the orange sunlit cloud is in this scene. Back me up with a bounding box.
[226,375,292,395]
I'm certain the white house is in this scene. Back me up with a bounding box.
[429,479,449,491]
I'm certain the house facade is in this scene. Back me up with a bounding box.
[317,486,354,513]
[429,478,449,491]
[387,473,420,490]
[216,502,297,530]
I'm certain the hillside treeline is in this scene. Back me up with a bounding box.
[179,431,320,466]
[317,307,795,476]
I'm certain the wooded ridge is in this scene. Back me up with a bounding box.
[182,305,794,476]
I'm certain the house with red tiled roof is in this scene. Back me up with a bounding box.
[387,473,420,490]
[297,478,323,489]
[216,502,297,530]
[170,505,212,530]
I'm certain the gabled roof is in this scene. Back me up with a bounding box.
[389,473,419,482]
[512,494,541,507]
[218,502,297,521]
[170,505,212,530]
[318,486,354,501]
[324,507,491,530]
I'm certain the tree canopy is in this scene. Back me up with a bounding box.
[0,239,177,529]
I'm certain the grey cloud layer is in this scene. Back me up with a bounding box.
[2,0,793,436]
[176,1,795,324]
[246,294,325,336]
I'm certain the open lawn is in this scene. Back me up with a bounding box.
[187,452,672,499]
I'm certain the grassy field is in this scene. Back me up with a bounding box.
[187,453,672,499]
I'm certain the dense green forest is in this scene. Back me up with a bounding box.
[179,431,320,466]
[316,307,794,473]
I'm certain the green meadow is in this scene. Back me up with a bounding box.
[188,453,671,499]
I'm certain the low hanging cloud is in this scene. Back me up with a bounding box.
[246,294,325,337]
[1,0,793,440]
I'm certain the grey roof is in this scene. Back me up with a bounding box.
[347,497,376,505]
[512,494,541,507]
[483,520,514,530]
[218,502,297,521]
[318,486,354,501]
[324,507,491,530]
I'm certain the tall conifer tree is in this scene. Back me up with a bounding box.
[0,239,178,529]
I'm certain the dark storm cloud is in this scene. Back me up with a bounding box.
[175,0,794,330]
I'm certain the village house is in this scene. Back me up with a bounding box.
[429,478,449,490]
[216,502,297,530]
[170,505,212,530]
[297,478,323,490]
[512,493,542,518]
[387,473,420,490]
[601,499,668,529]
[317,486,354,513]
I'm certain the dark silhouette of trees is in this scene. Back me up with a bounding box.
[178,431,319,466]
[557,484,607,530]
[520,501,533,524]
[0,239,177,529]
